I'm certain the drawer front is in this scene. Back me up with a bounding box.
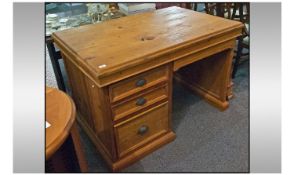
[109,65,169,103]
[114,102,169,158]
[112,85,168,121]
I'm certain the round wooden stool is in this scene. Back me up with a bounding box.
[46,86,88,172]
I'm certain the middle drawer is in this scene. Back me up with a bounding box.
[111,85,168,121]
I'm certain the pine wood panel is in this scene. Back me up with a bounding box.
[63,52,117,161]
[52,6,243,87]
[62,53,94,130]
[83,76,117,161]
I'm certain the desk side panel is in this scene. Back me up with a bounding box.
[62,53,117,162]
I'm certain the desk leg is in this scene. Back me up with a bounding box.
[227,80,234,100]
[70,122,88,172]
[226,60,235,100]
[175,49,234,111]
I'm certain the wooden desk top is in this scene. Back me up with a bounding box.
[46,87,76,160]
[53,6,242,86]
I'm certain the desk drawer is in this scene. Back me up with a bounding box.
[112,85,168,121]
[114,102,169,158]
[109,65,169,103]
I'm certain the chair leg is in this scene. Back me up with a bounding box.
[216,3,224,17]
[239,3,244,23]
[204,3,209,14]
[226,3,232,19]
[46,41,66,92]
[193,3,198,11]
[231,3,237,19]
[232,37,243,78]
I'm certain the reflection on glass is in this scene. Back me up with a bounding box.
[45,3,124,36]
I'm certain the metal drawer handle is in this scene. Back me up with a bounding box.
[138,125,149,135]
[136,97,146,106]
[135,78,146,87]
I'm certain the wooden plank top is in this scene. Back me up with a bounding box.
[53,6,242,79]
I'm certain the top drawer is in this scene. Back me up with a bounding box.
[109,65,169,103]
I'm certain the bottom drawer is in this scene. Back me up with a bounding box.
[114,102,169,158]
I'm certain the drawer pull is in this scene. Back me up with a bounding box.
[135,78,146,87]
[136,97,146,106]
[138,125,149,135]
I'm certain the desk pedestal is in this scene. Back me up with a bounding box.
[175,49,234,111]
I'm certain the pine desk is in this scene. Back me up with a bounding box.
[52,6,243,171]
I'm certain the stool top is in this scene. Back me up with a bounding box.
[46,86,76,160]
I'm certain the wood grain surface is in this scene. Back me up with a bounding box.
[52,6,243,87]
[45,87,76,160]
